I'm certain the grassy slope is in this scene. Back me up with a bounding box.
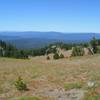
[0,55,100,99]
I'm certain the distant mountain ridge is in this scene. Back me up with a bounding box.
[0,32,100,49]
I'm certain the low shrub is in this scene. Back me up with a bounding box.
[53,53,59,59]
[72,46,84,56]
[59,53,64,58]
[14,77,27,91]
[46,56,50,60]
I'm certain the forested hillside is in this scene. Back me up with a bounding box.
[0,37,100,60]
[0,40,28,59]
[0,32,100,49]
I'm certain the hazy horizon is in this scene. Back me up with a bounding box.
[0,31,99,34]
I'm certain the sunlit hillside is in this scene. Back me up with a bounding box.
[0,54,100,100]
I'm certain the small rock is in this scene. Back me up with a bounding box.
[87,81,95,88]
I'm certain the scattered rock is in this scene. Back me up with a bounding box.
[41,88,85,100]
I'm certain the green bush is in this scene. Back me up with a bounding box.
[72,46,84,56]
[53,53,59,59]
[90,37,98,54]
[15,77,27,91]
[59,53,64,58]
[46,56,50,60]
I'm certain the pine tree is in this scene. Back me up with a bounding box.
[90,37,98,53]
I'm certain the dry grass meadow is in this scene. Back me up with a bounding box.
[0,55,100,100]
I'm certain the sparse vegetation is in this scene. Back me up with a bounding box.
[0,55,100,99]
[0,38,100,99]
[59,53,64,58]
[46,55,50,60]
[53,53,59,59]
[12,96,40,100]
[64,82,83,90]
[84,89,100,100]
[0,40,28,59]
[72,46,84,56]
[84,95,100,100]
[2,37,100,59]
[83,80,100,100]
[15,77,27,91]
[90,37,98,54]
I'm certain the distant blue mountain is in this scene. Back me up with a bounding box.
[0,32,100,49]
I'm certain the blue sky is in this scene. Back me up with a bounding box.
[0,0,100,32]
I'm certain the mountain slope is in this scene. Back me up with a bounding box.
[0,32,99,49]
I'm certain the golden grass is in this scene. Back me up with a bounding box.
[0,55,100,99]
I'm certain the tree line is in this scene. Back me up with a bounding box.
[0,40,28,59]
[0,37,99,59]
